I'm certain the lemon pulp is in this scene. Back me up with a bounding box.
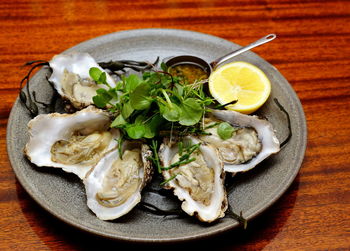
[209,61,271,114]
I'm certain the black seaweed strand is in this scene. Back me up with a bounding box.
[20,61,50,117]
[274,98,292,148]
[137,201,184,217]
[98,57,159,74]
[226,204,248,229]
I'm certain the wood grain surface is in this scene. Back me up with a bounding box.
[1,0,350,250]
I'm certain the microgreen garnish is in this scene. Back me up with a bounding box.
[149,140,162,174]
[117,135,124,159]
[160,173,180,186]
[89,63,215,141]
[161,143,200,171]
[204,122,221,130]
[217,122,237,140]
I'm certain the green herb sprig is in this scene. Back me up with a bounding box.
[148,140,201,175]
[89,66,214,140]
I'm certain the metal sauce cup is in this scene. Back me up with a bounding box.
[165,34,276,75]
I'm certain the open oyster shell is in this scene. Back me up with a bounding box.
[49,53,116,109]
[200,109,280,173]
[159,136,227,223]
[84,141,153,220]
[24,106,119,179]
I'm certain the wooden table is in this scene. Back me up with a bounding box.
[1,0,349,250]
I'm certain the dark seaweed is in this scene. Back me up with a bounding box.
[274,98,292,148]
[98,57,159,76]
[19,61,51,117]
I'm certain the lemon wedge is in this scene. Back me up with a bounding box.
[209,61,271,114]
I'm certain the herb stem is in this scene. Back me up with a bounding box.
[150,140,162,173]
[161,89,173,108]
[160,173,179,186]
[161,157,196,171]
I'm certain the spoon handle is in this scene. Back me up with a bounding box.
[211,34,277,69]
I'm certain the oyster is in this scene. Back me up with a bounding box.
[159,137,227,223]
[49,53,116,109]
[200,109,280,173]
[84,141,153,220]
[24,106,119,179]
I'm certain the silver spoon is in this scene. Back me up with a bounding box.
[165,34,277,74]
[210,34,276,69]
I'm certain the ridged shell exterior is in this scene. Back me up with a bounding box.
[24,106,119,179]
[84,143,153,220]
[159,137,227,223]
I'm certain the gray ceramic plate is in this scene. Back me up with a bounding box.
[7,29,307,243]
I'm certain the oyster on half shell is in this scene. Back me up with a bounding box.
[84,141,153,220]
[200,109,280,173]
[24,106,119,179]
[159,137,227,223]
[49,53,116,109]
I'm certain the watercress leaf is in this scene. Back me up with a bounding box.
[107,88,119,99]
[96,88,112,102]
[135,114,148,124]
[89,67,102,82]
[179,98,203,126]
[142,72,151,79]
[144,114,163,138]
[92,95,107,108]
[96,88,108,95]
[111,114,127,127]
[159,103,181,122]
[174,83,184,97]
[116,81,124,91]
[121,101,134,119]
[125,74,142,92]
[147,72,162,86]
[126,124,146,139]
[130,83,152,110]
[98,72,107,84]
[203,97,214,106]
[217,122,235,140]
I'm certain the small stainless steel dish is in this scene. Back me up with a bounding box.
[164,34,276,76]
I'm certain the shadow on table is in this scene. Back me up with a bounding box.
[16,174,299,250]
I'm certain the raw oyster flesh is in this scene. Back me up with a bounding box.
[24,106,119,179]
[49,52,116,109]
[200,109,280,173]
[84,141,153,220]
[159,137,227,223]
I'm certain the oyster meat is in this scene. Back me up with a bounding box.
[200,109,280,173]
[24,106,119,179]
[49,52,116,109]
[84,141,153,220]
[201,118,262,166]
[159,137,227,223]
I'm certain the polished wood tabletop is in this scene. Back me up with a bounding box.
[1,0,350,250]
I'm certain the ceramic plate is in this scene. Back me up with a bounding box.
[7,29,307,242]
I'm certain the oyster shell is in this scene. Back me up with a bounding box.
[49,53,116,109]
[84,141,153,220]
[200,109,280,173]
[24,106,119,179]
[159,137,227,223]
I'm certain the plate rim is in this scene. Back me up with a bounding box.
[6,28,307,243]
